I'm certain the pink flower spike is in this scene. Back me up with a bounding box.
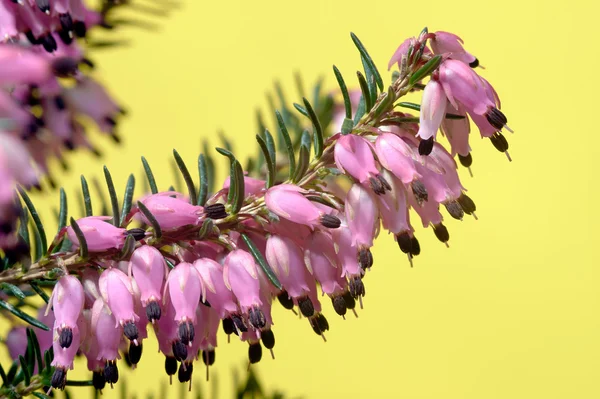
[334,135,390,195]
[375,133,421,185]
[430,31,478,67]
[223,249,268,331]
[99,268,140,345]
[193,258,239,320]
[265,184,341,229]
[51,275,84,350]
[129,245,167,322]
[136,192,203,229]
[166,262,202,347]
[345,183,379,268]
[66,216,126,252]
[416,79,447,155]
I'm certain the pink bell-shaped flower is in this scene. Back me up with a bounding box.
[129,245,167,323]
[91,298,122,387]
[223,175,266,197]
[265,184,341,229]
[416,79,447,155]
[5,327,27,361]
[345,183,379,269]
[441,101,471,163]
[166,262,202,347]
[64,76,121,133]
[430,31,478,67]
[334,134,390,194]
[50,318,81,390]
[136,192,203,229]
[66,216,126,252]
[193,258,239,320]
[99,267,140,345]
[51,275,84,350]
[375,133,421,185]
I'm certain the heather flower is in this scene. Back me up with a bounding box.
[416,79,447,155]
[430,31,478,67]
[223,175,266,197]
[345,183,379,265]
[50,319,81,390]
[193,257,239,320]
[136,192,203,229]
[375,133,421,185]
[91,297,122,387]
[5,327,28,361]
[51,275,84,350]
[441,101,472,166]
[66,216,127,252]
[99,267,140,345]
[129,245,167,322]
[166,262,202,347]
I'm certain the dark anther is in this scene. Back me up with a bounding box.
[51,368,67,390]
[59,13,73,32]
[93,370,106,390]
[204,203,228,220]
[231,314,247,333]
[25,31,39,45]
[165,356,178,376]
[124,321,139,343]
[316,314,329,332]
[58,29,73,45]
[457,193,476,215]
[369,176,386,195]
[349,277,365,298]
[433,223,450,243]
[248,343,262,364]
[418,136,435,156]
[59,328,73,348]
[128,342,142,365]
[248,307,266,330]
[111,132,122,144]
[178,321,195,346]
[332,296,347,316]
[40,34,57,53]
[377,174,392,191]
[298,296,315,317]
[469,58,480,68]
[35,0,50,13]
[396,232,412,254]
[54,96,66,111]
[126,228,147,241]
[486,107,508,130]
[201,297,211,307]
[222,317,234,335]
[277,291,294,310]
[81,57,95,68]
[104,361,119,384]
[51,57,79,77]
[490,132,509,153]
[320,214,341,229]
[261,329,275,349]
[202,350,216,366]
[358,247,373,270]
[172,340,188,361]
[410,236,421,256]
[444,201,464,220]
[178,362,193,383]
[342,292,356,309]
[105,116,117,127]
[458,153,472,168]
[0,221,14,235]
[145,300,162,322]
[411,180,428,203]
[73,21,87,37]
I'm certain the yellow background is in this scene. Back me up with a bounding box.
[7,0,600,398]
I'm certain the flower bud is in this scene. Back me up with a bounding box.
[129,245,166,309]
[193,258,240,320]
[137,192,203,229]
[99,268,139,344]
[66,216,126,252]
[430,31,477,66]
[52,275,84,349]
[265,235,315,300]
[375,133,421,184]
[416,80,447,153]
[334,134,383,187]
[166,262,203,344]
[265,184,328,229]
[91,298,123,362]
[305,231,345,296]
[345,183,379,249]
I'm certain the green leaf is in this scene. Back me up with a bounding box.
[302,98,323,158]
[264,129,276,172]
[141,156,158,194]
[241,233,281,290]
[1,283,25,299]
[350,32,384,91]
[29,282,49,303]
[136,201,162,239]
[0,363,6,385]
[120,174,136,227]
[17,355,30,386]
[0,300,49,330]
[293,143,310,183]
[68,217,88,258]
[18,196,30,251]
[30,217,43,263]
[57,188,68,233]
[395,101,421,112]
[202,140,216,195]
[173,149,198,205]
[26,328,43,373]
[197,218,214,240]
[361,56,378,107]
[103,166,120,226]
[256,135,275,188]
[357,71,373,112]
[44,348,52,373]
[65,380,94,386]
[6,360,18,383]
[409,54,442,85]
[333,65,352,119]
[80,175,93,217]
[354,96,367,127]
[275,110,296,180]
[18,187,47,257]
[215,147,237,204]
[293,103,308,117]
[371,86,395,121]
[33,393,52,399]
[197,154,209,206]
[232,160,245,215]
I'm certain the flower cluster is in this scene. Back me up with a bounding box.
[0,0,125,252]
[0,28,514,396]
